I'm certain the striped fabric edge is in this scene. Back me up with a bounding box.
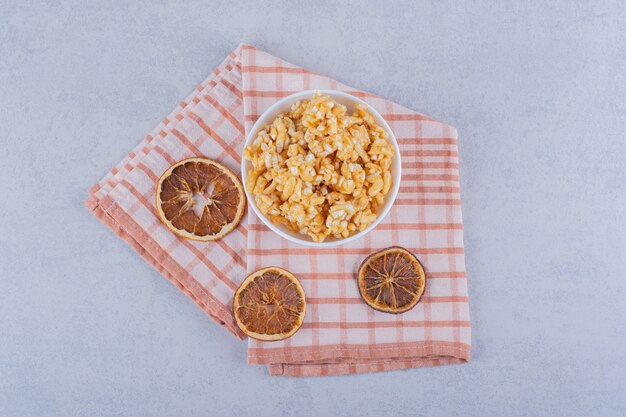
[248,340,470,364]
[85,194,244,339]
[270,352,468,376]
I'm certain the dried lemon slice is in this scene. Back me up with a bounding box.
[357,246,426,314]
[155,157,245,241]
[233,267,306,341]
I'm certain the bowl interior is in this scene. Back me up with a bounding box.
[241,90,401,247]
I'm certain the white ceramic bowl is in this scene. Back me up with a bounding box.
[241,90,401,247]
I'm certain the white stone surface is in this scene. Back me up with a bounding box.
[1,1,625,416]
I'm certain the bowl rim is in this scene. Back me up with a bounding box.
[241,89,402,247]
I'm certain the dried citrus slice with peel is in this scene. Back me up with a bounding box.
[358,246,426,314]
[155,157,245,241]
[234,267,306,341]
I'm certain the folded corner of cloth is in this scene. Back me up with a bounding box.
[86,44,471,376]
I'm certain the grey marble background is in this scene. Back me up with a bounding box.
[1,1,625,416]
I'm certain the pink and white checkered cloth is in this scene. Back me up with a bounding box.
[86,44,471,376]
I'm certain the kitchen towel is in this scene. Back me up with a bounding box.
[86,44,471,376]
